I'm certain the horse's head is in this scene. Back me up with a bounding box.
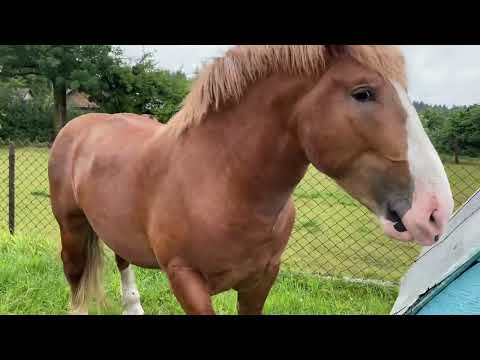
[295,45,454,246]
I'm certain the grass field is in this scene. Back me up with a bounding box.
[0,145,479,314]
[0,231,398,315]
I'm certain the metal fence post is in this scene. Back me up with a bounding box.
[8,143,15,234]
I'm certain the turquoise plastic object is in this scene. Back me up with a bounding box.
[417,262,480,315]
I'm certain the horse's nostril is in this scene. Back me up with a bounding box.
[394,221,407,232]
[387,207,402,223]
[386,205,407,233]
[434,235,439,242]
[429,213,436,223]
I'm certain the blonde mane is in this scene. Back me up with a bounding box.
[168,45,407,136]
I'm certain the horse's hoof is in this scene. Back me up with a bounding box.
[122,305,145,315]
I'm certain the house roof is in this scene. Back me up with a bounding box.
[391,189,480,315]
[67,89,99,109]
[13,88,33,100]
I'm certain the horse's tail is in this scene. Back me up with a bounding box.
[71,225,105,314]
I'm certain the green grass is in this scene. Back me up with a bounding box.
[0,145,479,285]
[0,231,398,315]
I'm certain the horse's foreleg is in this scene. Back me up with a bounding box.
[115,255,144,315]
[236,263,280,315]
[166,262,215,315]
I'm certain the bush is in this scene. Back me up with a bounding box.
[0,98,54,142]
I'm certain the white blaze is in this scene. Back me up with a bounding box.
[120,265,144,315]
[392,81,454,220]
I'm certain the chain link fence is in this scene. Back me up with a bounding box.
[2,140,479,283]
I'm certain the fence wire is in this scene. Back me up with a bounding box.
[2,140,479,283]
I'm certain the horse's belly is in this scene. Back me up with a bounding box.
[85,215,160,269]
[103,234,159,268]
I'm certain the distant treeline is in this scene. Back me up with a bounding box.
[414,101,480,162]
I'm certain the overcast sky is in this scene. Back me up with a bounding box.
[121,45,480,107]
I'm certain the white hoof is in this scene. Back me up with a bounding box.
[122,303,145,315]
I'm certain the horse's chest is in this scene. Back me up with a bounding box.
[204,255,273,295]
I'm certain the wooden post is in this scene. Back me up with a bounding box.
[8,143,15,234]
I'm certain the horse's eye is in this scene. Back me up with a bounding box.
[351,88,376,102]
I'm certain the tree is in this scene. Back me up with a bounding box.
[89,52,191,123]
[419,103,480,162]
[0,45,121,138]
[434,108,473,164]
[419,107,447,152]
[461,105,480,156]
[0,77,54,142]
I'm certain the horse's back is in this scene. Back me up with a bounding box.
[53,113,161,144]
[51,112,163,160]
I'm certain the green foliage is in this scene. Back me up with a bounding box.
[419,103,480,159]
[0,98,53,142]
[0,78,51,141]
[463,105,480,155]
[0,45,119,91]
[414,101,450,113]
[0,47,191,140]
[0,45,121,135]
[89,53,191,123]
[0,77,94,141]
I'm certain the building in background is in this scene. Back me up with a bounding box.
[66,89,99,111]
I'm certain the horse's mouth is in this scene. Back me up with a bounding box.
[380,217,413,243]
[381,204,444,246]
[393,220,407,232]
[386,207,408,233]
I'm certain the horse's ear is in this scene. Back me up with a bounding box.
[324,45,348,58]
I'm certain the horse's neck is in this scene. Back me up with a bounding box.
[178,76,312,217]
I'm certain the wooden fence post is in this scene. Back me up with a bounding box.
[8,143,15,235]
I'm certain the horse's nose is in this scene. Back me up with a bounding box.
[402,202,449,246]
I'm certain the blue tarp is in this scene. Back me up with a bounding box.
[417,262,480,315]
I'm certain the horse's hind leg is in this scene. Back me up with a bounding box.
[115,255,144,315]
[59,214,104,315]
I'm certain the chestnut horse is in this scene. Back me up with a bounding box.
[48,45,454,315]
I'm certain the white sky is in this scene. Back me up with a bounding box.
[121,45,480,107]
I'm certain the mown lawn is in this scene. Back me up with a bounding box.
[0,231,398,315]
[0,145,479,287]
